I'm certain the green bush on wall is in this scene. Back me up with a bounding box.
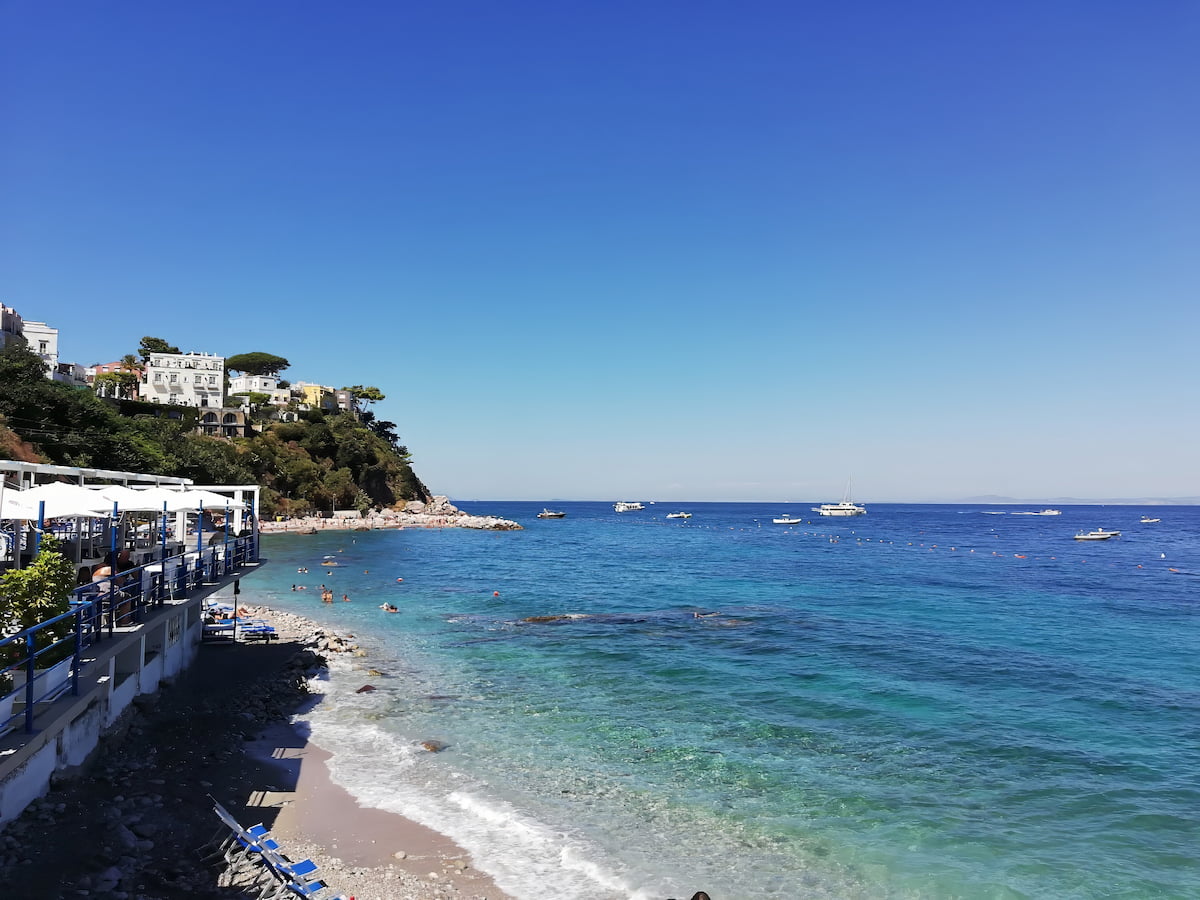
[0,535,78,684]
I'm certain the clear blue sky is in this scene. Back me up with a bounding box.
[3,1,1198,501]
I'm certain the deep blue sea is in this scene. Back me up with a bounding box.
[243,503,1199,899]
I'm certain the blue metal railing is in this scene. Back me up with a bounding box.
[0,533,258,736]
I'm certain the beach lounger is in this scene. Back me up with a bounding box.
[257,848,324,900]
[202,619,237,641]
[202,798,277,868]
[237,620,278,642]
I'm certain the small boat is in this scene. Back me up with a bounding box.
[1074,529,1121,541]
[536,509,566,519]
[773,515,803,525]
[1140,516,1160,524]
[1036,509,1062,516]
[614,501,646,512]
[666,511,692,519]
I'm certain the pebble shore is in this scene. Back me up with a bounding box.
[0,603,506,900]
[260,496,522,534]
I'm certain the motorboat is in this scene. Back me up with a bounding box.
[1012,509,1062,516]
[665,511,692,519]
[614,501,645,512]
[772,515,803,525]
[1140,516,1161,524]
[1074,529,1121,541]
[537,509,566,519]
[814,479,866,516]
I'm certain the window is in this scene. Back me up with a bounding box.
[154,373,162,382]
[169,373,177,383]
[208,376,216,385]
[38,341,48,353]
[194,375,202,384]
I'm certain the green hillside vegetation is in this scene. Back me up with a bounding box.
[0,342,430,516]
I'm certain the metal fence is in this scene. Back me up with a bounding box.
[0,533,259,736]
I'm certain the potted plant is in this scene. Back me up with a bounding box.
[0,535,78,701]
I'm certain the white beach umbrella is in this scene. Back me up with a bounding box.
[8,483,110,518]
[0,493,41,520]
[92,485,176,512]
[174,490,247,510]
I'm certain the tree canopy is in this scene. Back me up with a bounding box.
[343,385,385,405]
[226,352,291,376]
[0,342,429,517]
[138,336,180,358]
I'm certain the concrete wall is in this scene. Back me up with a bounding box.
[0,570,256,827]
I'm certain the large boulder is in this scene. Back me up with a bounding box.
[427,496,462,516]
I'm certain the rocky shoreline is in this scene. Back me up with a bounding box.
[261,496,522,534]
[0,604,505,900]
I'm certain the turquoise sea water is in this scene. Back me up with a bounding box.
[243,503,1199,899]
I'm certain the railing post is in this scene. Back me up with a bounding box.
[23,632,35,733]
[71,608,82,696]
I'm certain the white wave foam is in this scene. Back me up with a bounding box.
[298,684,648,898]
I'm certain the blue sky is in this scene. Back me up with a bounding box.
[3,1,1198,501]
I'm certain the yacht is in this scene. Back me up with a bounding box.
[814,502,867,517]
[536,509,566,519]
[1036,509,1063,516]
[614,501,645,512]
[1074,528,1121,541]
[665,511,692,519]
[814,479,866,516]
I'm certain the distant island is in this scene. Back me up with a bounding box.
[959,496,1200,506]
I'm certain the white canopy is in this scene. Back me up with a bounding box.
[90,485,247,513]
[1,482,111,519]
[91,485,174,512]
[174,490,247,510]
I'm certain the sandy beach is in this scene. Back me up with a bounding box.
[0,595,512,900]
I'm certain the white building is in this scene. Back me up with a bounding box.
[52,361,90,387]
[0,305,23,350]
[229,373,278,395]
[139,352,225,408]
[228,373,290,409]
[20,320,58,371]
